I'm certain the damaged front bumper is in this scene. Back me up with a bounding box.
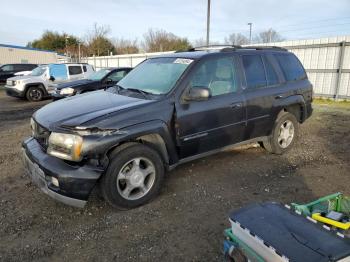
[22,137,104,208]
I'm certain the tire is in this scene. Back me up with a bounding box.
[26,86,43,102]
[262,112,299,154]
[101,143,165,209]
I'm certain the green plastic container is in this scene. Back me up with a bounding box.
[292,192,350,217]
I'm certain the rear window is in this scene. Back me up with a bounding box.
[242,55,267,89]
[68,66,83,75]
[274,54,306,81]
[83,65,87,72]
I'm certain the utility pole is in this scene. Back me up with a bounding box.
[247,22,252,44]
[78,42,81,63]
[206,0,211,46]
[65,36,70,59]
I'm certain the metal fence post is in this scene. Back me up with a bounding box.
[335,41,346,100]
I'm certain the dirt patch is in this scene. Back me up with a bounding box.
[0,90,349,261]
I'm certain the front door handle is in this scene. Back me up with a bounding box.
[275,94,284,99]
[230,103,243,109]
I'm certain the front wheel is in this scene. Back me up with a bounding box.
[100,143,165,209]
[26,86,43,102]
[262,112,299,154]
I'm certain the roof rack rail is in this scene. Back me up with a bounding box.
[175,45,242,53]
[241,46,288,51]
[174,45,287,53]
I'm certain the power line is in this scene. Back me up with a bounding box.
[214,17,350,35]
[275,16,350,28]
[279,22,350,33]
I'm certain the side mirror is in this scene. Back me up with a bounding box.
[184,87,211,101]
[49,75,55,81]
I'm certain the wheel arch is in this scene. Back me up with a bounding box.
[273,95,306,123]
[103,120,179,168]
[24,83,48,96]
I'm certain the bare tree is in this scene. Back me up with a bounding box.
[142,29,192,52]
[85,23,115,56]
[86,23,111,41]
[114,38,139,54]
[224,33,249,45]
[192,37,221,47]
[255,28,284,43]
[192,38,207,47]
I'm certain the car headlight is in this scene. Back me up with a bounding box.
[60,87,75,95]
[47,132,83,161]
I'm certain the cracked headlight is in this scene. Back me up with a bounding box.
[60,87,75,95]
[47,132,83,161]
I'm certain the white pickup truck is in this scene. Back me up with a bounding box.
[5,63,94,101]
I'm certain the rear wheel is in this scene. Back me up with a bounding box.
[101,143,165,209]
[26,86,43,102]
[262,112,299,154]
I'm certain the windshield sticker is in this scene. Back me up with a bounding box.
[174,58,193,65]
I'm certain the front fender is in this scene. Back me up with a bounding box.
[81,120,178,165]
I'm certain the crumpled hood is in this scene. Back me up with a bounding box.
[34,90,152,130]
[56,79,96,90]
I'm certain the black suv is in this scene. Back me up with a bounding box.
[0,63,38,84]
[22,46,313,209]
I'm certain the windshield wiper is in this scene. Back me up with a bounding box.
[116,84,125,91]
[124,88,152,99]
[107,84,125,93]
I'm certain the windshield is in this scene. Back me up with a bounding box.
[31,66,47,76]
[88,69,111,80]
[117,57,192,95]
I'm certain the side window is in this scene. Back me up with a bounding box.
[15,64,35,71]
[242,55,266,89]
[13,65,24,71]
[1,65,14,72]
[189,57,238,96]
[108,70,128,82]
[68,66,83,75]
[263,56,279,86]
[83,65,87,72]
[274,54,306,81]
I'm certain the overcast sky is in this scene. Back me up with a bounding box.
[0,0,349,46]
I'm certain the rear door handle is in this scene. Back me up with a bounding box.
[230,103,243,109]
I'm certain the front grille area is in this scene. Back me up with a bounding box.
[31,119,50,150]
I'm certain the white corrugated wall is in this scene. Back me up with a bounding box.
[0,45,58,64]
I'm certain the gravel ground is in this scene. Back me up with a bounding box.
[0,91,349,261]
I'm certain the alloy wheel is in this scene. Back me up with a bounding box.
[116,157,156,200]
[277,120,295,148]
